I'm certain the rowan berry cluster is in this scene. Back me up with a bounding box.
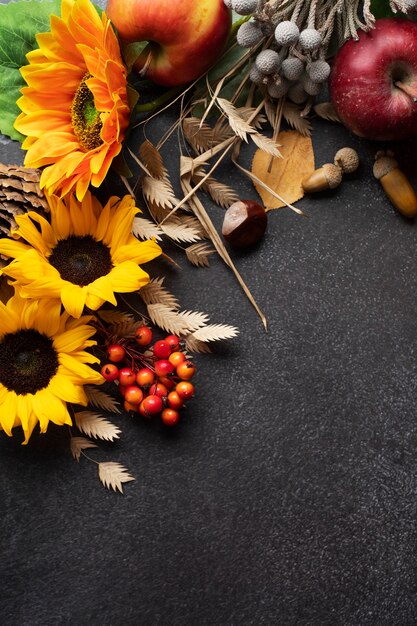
[100,326,195,427]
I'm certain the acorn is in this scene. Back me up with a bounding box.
[334,147,359,174]
[222,200,267,248]
[373,151,417,218]
[301,163,343,193]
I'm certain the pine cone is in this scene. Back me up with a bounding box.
[0,163,49,236]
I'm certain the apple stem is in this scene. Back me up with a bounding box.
[138,48,154,78]
[395,81,417,103]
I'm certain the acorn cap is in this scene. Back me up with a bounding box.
[373,155,398,180]
[322,163,343,188]
[334,148,359,174]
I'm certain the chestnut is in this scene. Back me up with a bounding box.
[221,200,267,248]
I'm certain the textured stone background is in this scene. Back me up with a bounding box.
[2,2,417,625]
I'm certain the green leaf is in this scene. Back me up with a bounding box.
[0,0,62,142]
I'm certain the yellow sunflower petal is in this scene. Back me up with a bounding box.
[48,372,88,404]
[61,283,87,318]
[0,390,18,436]
[54,324,97,353]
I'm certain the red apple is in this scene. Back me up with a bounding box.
[329,18,417,141]
[106,0,232,87]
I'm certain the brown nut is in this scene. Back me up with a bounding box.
[222,200,267,248]
[373,151,417,219]
[301,163,343,193]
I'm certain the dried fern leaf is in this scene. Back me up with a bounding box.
[98,462,135,493]
[74,411,121,441]
[236,107,267,129]
[132,216,163,241]
[140,277,180,310]
[138,140,166,179]
[142,176,179,208]
[191,168,239,209]
[146,303,193,335]
[160,217,203,243]
[282,102,312,137]
[97,309,135,325]
[70,436,98,462]
[216,97,255,140]
[193,324,240,342]
[183,334,213,354]
[313,102,342,123]
[109,320,144,339]
[84,386,122,414]
[185,242,216,267]
[178,310,210,331]
[251,132,282,157]
[183,117,218,154]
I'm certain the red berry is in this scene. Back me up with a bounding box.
[101,363,119,382]
[124,399,140,413]
[168,351,186,367]
[107,344,125,362]
[138,401,150,418]
[118,367,136,386]
[149,382,168,398]
[167,390,184,410]
[176,360,196,380]
[142,394,163,415]
[165,334,180,351]
[154,359,174,377]
[158,375,175,391]
[118,384,128,397]
[153,340,171,359]
[161,408,180,426]
[135,325,153,346]
[124,385,144,405]
[136,368,155,388]
[176,381,194,400]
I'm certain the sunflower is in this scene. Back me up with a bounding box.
[14,0,130,201]
[0,192,162,319]
[0,292,103,444]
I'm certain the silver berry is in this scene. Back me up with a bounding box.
[299,28,322,52]
[223,0,233,7]
[288,82,308,104]
[232,0,258,15]
[255,49,280,75]
[237,21,264,47]
[267,77,289,99]
[307,60,331,83]
[249,63,266,84]
[303,76,323,96]
[274,21,300,47]
[281,57,304,81]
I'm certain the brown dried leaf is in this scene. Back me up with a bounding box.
[185,242,216,267]
[313,102,342,123]
[84,386,122,414]
[160,216,203,243]
[98,462,135,493]
[140,277,180,310]
[74,411,121,441]
[132,216,163,241]
[283,102,312,137]
[251,130,315,210]
[183,117,218,154]
[191,168,239,209]
[138,140,166,179]
[70,436,98,462]
[146,303,192,335]
[183,334,213,354]
[142,176,178,208]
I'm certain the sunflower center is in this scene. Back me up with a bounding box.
[0,329,59,395]
[71,73,103,151]
[49,235,113,286]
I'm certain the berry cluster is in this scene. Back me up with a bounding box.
[100,326,195,427]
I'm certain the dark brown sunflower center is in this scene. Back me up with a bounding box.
[0,329,59,395]
[71,73,103,151]
[49,235,113,286]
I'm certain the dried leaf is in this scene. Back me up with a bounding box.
[191,168,239,209]
[70,436,98,462]
[97,310,135,325]
[98,462,135,493]
[251,130,314,209]
[313,102,342,123]
[183,117,219,154]
[236,107,267,129]
[185,242,216,267]
[84,386,122,414]
[74,411,121,441]
[283,102,312,137]
[132,216,163,241]
[160,217,203,243]
[142,176,179,208]
[140,277,180,310]
[178,310,210,332]
[146,303,194,335]
[138,140,166,179]
[183,334,213,354]
[192,324,240,342]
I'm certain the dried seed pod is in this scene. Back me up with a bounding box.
[334,148,359,174]
[237,20,264,47]
[307,60,331,84]
[281,56,304,81]
[255,49,280,75]
[287,82,308,104]
[302,75,323,96]
[302,163,343,193]
[373,151,417,218]
[267,76,289,99]
[232,0,258,15]
[274,20,300,47]
[222,200,267,248]
[299,28,322,52]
